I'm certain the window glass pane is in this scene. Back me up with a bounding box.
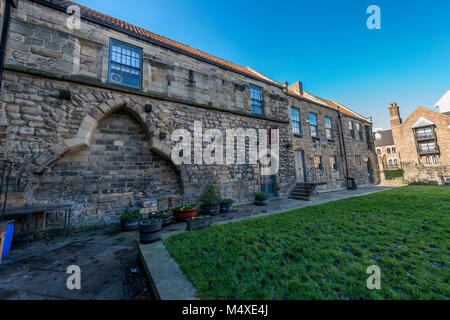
[251,85,264,115]
[109,40,142,89]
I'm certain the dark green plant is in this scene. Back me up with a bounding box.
[254,192,268,201]
[140,218,160,225]
[199,184,222,206]
[175,204,197,211]
[221,198,233,206]
[120,210,141,220]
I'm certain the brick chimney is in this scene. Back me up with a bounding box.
[288,81,303,96]
[389,102,402,127]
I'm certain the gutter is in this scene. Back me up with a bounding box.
[0,0,19,90]
[337,106,349,180]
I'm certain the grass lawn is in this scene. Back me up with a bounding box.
[165,186,450,299]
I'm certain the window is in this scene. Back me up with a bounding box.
[393,159,398,166]
[349,121,355,139]
[356,123,363,140]
[415,126,433,139]
[330,156,338,171]
[387,147,391,154]
[376,148,381,155]
[355,155,362,166]
[314,155,323,170]
[427,156,439,164]
[388,159,393,166]
[109,39,142,89]
[325,117,333,140]
[291,107,302,136]
[419,141,437,152]
[250,85,264,115]
[309,113,318,138]
[433,156,439,164]
[391,146,396,153]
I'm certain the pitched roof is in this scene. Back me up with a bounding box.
[34,0,371,123]
[41,0,280,85]
[374,129,394,147]
[433,90,450,114]
[411,116,435,129]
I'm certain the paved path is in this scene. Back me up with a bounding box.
[0,227,139,300]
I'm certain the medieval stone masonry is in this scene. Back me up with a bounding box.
[0,0,379,234]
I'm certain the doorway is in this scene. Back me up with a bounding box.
[294,151,307,183]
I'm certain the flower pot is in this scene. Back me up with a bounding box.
[255,199,268,206]
[139,220,162,233]
[220,204,233,213]
[0,221,14,263]
[174,208,198,221]
[161,213,174,226]
[140,231,161,244]
[200,205,220,216]
[120,218,140,231]
[186,217,213,231]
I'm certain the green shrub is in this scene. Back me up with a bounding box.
[199,183,222,206]
[385,169,404,180]
[120,210,141,220]
[254,192,268,201]
[221,198,233,206]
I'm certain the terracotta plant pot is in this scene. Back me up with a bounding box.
[174,208,198,221]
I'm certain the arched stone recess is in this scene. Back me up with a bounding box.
[34,98,176,175]
[33,104,184,226]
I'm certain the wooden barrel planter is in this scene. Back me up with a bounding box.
[174,207,198,221]
[200,205,220,216]
[139,219,162,244]
[186,216,212,231]
[120,218,140,231]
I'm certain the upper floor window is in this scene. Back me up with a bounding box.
[325,117,333,140]
[426,156,439,164]
[290,107,302,136]
[349,121,355,139]
[109,39,142,89]
[250,85,264,115]
[356,123,363,140]
[415,126,434,139]
[309,112,318,138]
[387,147,391,154]
[391,146,396,153]
[376,148,381,155]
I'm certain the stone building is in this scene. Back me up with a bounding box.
[0,0,379,235]
[374,129,400,174]
[388,102,450,184]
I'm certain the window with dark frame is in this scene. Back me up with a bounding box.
[330,156,338,171]
[309,112,318,138]
[325,117,333,140]
[291,107,302,136]
[108,39,142,89]
[250,85,264,115]
[314,155,323,170]
[349,121,355,139]
[356,122,363,140]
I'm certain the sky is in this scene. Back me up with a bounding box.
[75,0,450,129]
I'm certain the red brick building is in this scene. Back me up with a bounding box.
[388,103,450,184]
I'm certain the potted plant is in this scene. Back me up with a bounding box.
[220,198,234,213]
[186,215,213,231]
[174,204,198,221]
[149,211,162,220]
[254,192,269,206]
[0,220,14,264]
[120,210,141,231]
[139,218,162,244]
[160,209,174,226]
[199,183,222,215]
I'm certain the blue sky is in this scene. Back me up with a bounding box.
[75,0,450,129]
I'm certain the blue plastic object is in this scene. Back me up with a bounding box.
[1,221,14,261]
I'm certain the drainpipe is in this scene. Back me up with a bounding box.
[0,0,19,90]
[337,107,349,179]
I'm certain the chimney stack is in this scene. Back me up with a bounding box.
[389,102,402,127]
[288,81,303,96]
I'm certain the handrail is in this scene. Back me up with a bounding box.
[306,167,318,185]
